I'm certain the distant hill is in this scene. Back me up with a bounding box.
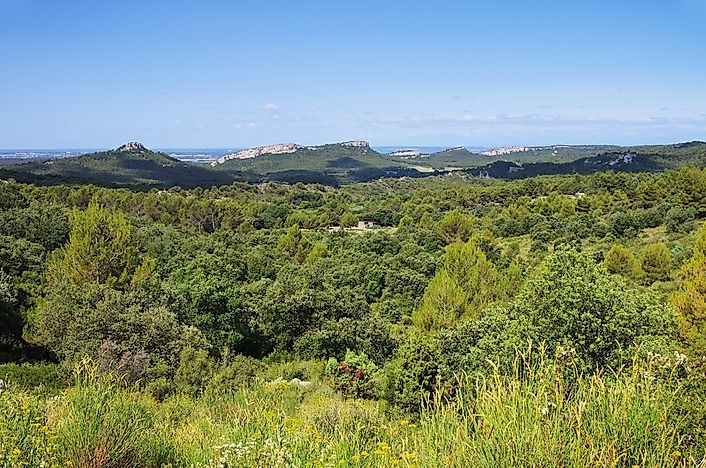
[0,142,240,188]
[463,145,706,179]
[2,140,705,187]
[210,141,426,184]
[392,144,624,169]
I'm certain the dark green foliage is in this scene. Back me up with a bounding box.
[382,331,441,411]
[665,205,696,233]
[175,347,213,394]
[293,315,396,364]
[208,355,262,393]
[254,262,369,351]
[440,248,677,375]
[0,363,65,392]
[0,202,69,250]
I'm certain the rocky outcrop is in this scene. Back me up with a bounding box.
[116,142,148,153]
[211,141,371,166]
[211,143,302,166]
[481,146,529,157]
[389,149,421,158]
[340,140,369,148]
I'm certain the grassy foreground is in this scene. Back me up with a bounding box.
[0,357,700,468]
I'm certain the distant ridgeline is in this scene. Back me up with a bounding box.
[1,140,705,188]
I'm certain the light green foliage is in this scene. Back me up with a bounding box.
[437,210,475,244]
[47,203,140,288]
[278,224,311,262]
[51,361,177,467]
[672,221,706,353]
[413,237,498,332]
[640,243,672,284]
[0,353,695,467]
[207,354,262,393]
[339,211,358,228]
[603,243,638,276]
[175,347,213,394]
[412,270,466,332]
[305,241,328,263]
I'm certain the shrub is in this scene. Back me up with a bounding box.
[440,248,677,376]
[640,243,672,285]
[437,211,475,244]
[671,221,706,354]
[603,244,638,276]
[174,347,213,395]
[382,331,441,412]
[294,316,396,364]
[207,355,262,393]
[326,351,378,399]
[665,205,696,233]
[0,362,65,393]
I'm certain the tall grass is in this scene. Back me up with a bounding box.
[0,354,702,467]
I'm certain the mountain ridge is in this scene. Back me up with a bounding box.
[1,140,705,188]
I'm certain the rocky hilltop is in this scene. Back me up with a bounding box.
[116,142,148,153]
[211,141,370,166]
[212,143,301,165]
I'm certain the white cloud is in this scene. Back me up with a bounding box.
[262,103,280,111]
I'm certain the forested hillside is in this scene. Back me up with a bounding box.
[1,168,706,466]
[3,141,706,188]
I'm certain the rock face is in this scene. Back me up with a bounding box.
[116,142,148,153]
[339,140,369,148]
[481,146,529,157]
[211,143,302,166]
[389,149,421,158]
[211,141,371,166]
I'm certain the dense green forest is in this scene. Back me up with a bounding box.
[1,168,706,466]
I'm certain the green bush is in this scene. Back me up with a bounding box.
[261,358,325,382]
[293,315,396,363]
[382,331,441,412]
[325,351,379,399]
[207,355,262,393]
[0,363,66,393]
[665,205,696,233]
[174,347,213,395]
[640,243,672,285]
[441,248,677,376]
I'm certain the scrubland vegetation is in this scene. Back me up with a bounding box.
[1,168,706,466]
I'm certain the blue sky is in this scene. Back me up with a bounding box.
[1,0,705,148]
